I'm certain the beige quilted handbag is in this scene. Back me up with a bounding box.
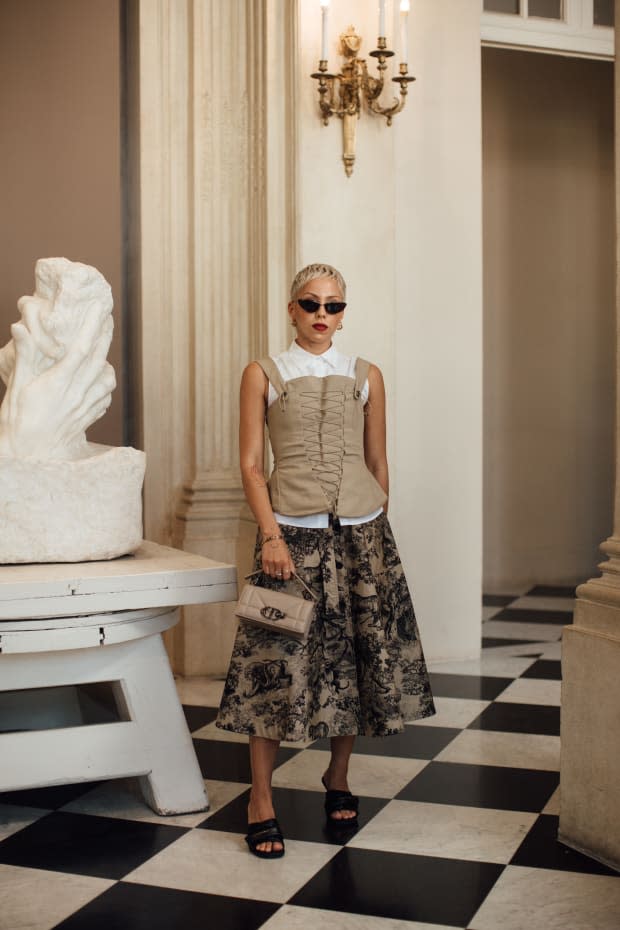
[235,571,317,641]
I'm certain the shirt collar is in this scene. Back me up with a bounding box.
[289,340,340,369]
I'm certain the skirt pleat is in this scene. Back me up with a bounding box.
[216,512,435,741]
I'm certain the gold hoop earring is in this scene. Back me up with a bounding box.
[337,322,343,331]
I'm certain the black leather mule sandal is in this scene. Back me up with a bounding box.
[321,775,359,828]
[245,818,285,859]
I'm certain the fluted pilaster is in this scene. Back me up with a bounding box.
[128,0,297,674]
[126,0,193,548]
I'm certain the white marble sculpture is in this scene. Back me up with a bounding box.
[0,258,145,563]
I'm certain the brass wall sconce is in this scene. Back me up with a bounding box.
[311,0,415,177]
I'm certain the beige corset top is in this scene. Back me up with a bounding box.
[257,356,387,518]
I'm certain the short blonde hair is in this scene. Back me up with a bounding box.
[290,263,346,300]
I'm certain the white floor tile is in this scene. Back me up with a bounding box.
[0,804,48,842]
[273,749,428,798]
[470,865,620,930]
[481,620,564,643]
[429,655,540,678]
[60,778,209,827]
[542,786,561,815]
[262,905,460,930]
[538,641,563,660]
[510,596,575,613]
[61,777,247,827]
[496,678,562,707]
[482,606,503,621]
[483,585,531,597]
[479,654,544,677]
[350,799,537,864]
[0,864,113,930]
[124,828,339,903]
[436,730,561,772]
[174,676,224,707]
[412,697,490,729]
[476,642,549,660]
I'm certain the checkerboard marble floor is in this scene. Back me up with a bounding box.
[2,586,620,930]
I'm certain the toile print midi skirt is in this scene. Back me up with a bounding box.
[216,512,435,741]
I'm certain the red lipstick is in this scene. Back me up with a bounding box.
[313,323,328,331]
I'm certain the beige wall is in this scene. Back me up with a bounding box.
[482,48,615,591]
[0,0,124,447]
[298,0,483,659]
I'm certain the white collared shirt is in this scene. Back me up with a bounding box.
[267,342,380,528]
[267,340,369,407]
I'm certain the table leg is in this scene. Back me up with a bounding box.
[114,632,209,816]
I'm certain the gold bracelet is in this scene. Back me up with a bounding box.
[261,533,283,547]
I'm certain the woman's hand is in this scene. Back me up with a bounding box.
[261,535,296,581]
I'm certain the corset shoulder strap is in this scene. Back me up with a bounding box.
[353,357,371,398]
[255,357,287,396]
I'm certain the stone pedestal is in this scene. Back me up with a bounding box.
[559,582,620,870]
[559,6,620,869]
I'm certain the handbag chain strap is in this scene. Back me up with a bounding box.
[244,569,318,602]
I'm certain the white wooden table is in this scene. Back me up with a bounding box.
[0,542,237,815]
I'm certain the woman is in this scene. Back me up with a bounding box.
[217,263,435,858]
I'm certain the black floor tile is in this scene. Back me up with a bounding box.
[396,761,559,812]
[182,704,218,733]
[483,594,520,607]
[0,811,187,880]
[511,814,618,876]
[468,702,561,736]
[429,673,513,701]
[526,585,578,598]
[53,881,280,930]
[309,725,460,760]
[289,846,504,926]
[200,786,388,844]
[192,738,298,783]
[520,659,562,680]
[492,607,573,625]
[481,637,541,649]
[0,782,99,810]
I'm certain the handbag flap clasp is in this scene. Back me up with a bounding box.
[259,605,286,622]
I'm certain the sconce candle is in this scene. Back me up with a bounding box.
[378,0,386,38]
[320,0,330,61]
[400,0,410,64]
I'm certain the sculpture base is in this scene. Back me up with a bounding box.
[0,443,146,563]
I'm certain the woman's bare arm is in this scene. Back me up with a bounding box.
[363,363,389,511]
[240,362,295,578]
